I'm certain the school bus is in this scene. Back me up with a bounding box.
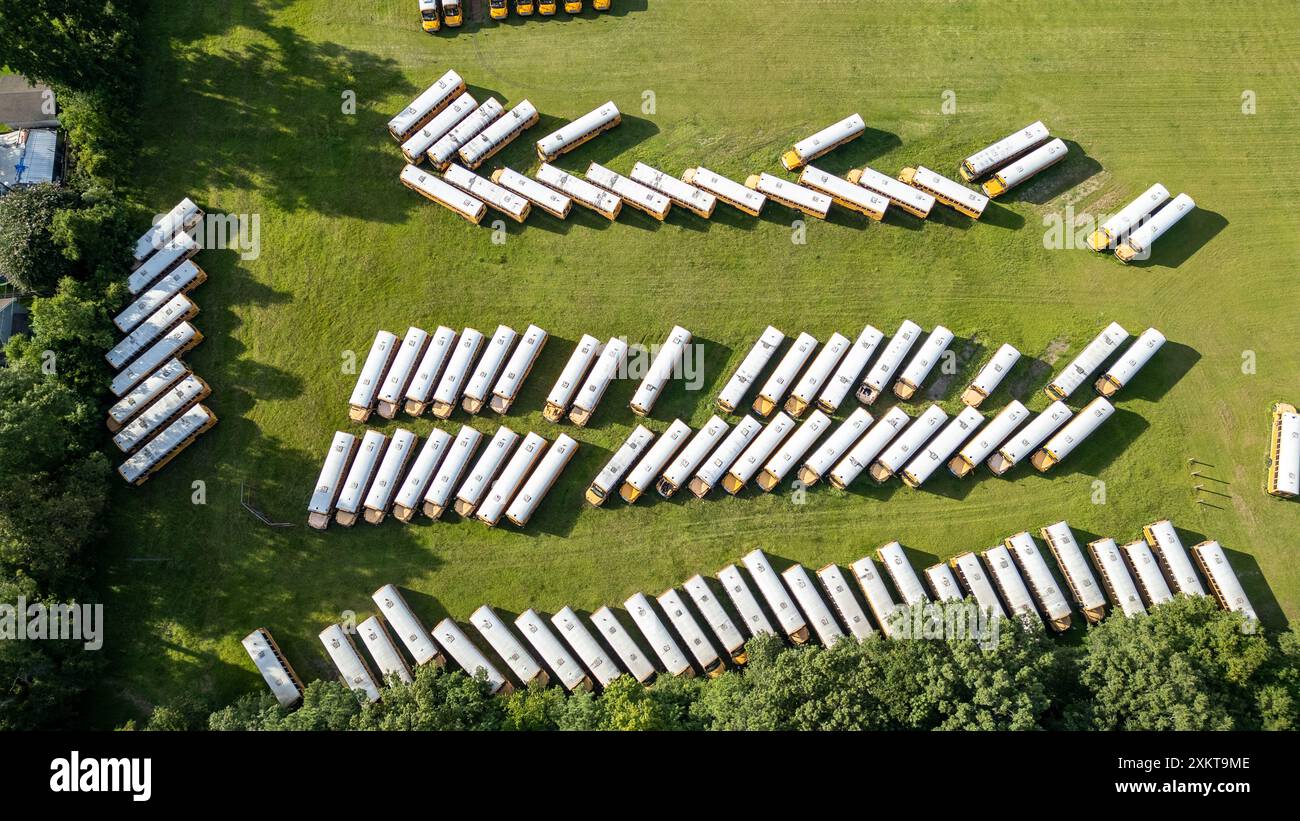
[490,0,509,19]
[419,0,440,31]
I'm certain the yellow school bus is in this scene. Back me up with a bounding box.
[419,0,440,31]
[515,0,535,14]
[441,0,463,26]
[539,0,557,14]
[565,0,583,11]
[489,0,508,18]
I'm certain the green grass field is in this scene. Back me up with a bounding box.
[95,0,1300,725]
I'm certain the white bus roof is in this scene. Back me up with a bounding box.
[571,336,627,416]
[493,167,572,218]
[1125,193,1195,252]
[456,426,520,509]
[364,428,418,512]
[443,163,529,221]
[545,334,601,411]
[109,358,188,427]
[799,165,889,219]
[630,161,717,216]
[876,404,947,474]
[400,91,477,161]
[133,197,202,263]
[378,327,430,407]
[516,608,589,692]
[967,343,1021,397]
[433,618,509,693]
[1048,322,1128,399]
[963,120,1050,178]
[113,373,206,453]
[924,563,963,602]
[432,327,485,407]
[911,166,989,216]
[586,162,671,220]
[901,405,982,486]
[1192,541,1256,620]
[591,606,657,682]
[476,431,546,525]
[552,607,621,687]
[535,101,620,160]
[404,326,457,406]
[1040,522,1106,614]
[897,325,954,389]
[492,323,547,408]
[955,400,1028,469]
[817,564,875,640]
[336,430,387,515]
[458,99,538,168]
[661,415,728,491]
[1088,538,1146,617]
[804,407,873,478]
[877,541,928,606]
[625,419,691,493]
[950,552,1006,619]
[128,232,198,295]
[729,413,795,485]
[717,564,776,637]
[1102,328,1165,389]
[507,433,577,526]
[982,545,1040,626]
[829,406,908,487]
[400,163,487,221]
[995,401,1071,466]
[1144,520,1206,596]
[993,138,1067,187]
[758,332,817,406]
[694,416,762,490]
[463,325,517,405]
[854,166,935,215]
[309,432,357,516]
[683,574,745,655]
[111,321,200,397]
[818,324,884,411]
[349,329,399,411]
[535,163,621,216]
[750,173,830,218]
[319,624,380,703]
[591,424,655,498]
[849,556,901,638]
[791,113,865,163]
[425,425,482,509]
[687,166,766,214]
[630,325,692,415]
[358,615,413,685]
[241,629,302,708]
[371,584,442,667]
[862,320,922,393]
[762,410,831,484]
[387,69,465,138]
[782,564,844,646]
[625,592,692,676]
[657,588,721,670]
[1041,397,1113,462]
[471,605,545,686]
[115,261,204,333]
[1005,532,1072,623]
[742,549,807,639]
[107,294,195,371]
[1098,183,1170,241]
[791,332,850,405]
[1122,540,1174,606]
[428,98,504,167]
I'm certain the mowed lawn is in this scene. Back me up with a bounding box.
[95,0,1300,724]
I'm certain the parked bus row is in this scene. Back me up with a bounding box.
[248,523,1255,706]
[307,423,578,530]
[1083,182,1197,263]
[113,198,217,484]
[346,323,692,426]
[418,0,612,33]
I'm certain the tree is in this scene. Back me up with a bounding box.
[0,184,78,294]
[1073,595,1276,730]
[0,577,100,730]
[352,665,504,731]
[0,0,142,98]
[4,277,118,400]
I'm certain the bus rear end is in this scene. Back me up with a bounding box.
[441,0,463,25]
[419,0,440,31]
[565,0,584,12]
[594,0,611,8]
[515,0,535,14]
[539,0,557,14]
[489,0,508,18]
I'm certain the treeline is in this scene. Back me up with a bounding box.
[0,0,146,729]
[188,597,1300,732]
